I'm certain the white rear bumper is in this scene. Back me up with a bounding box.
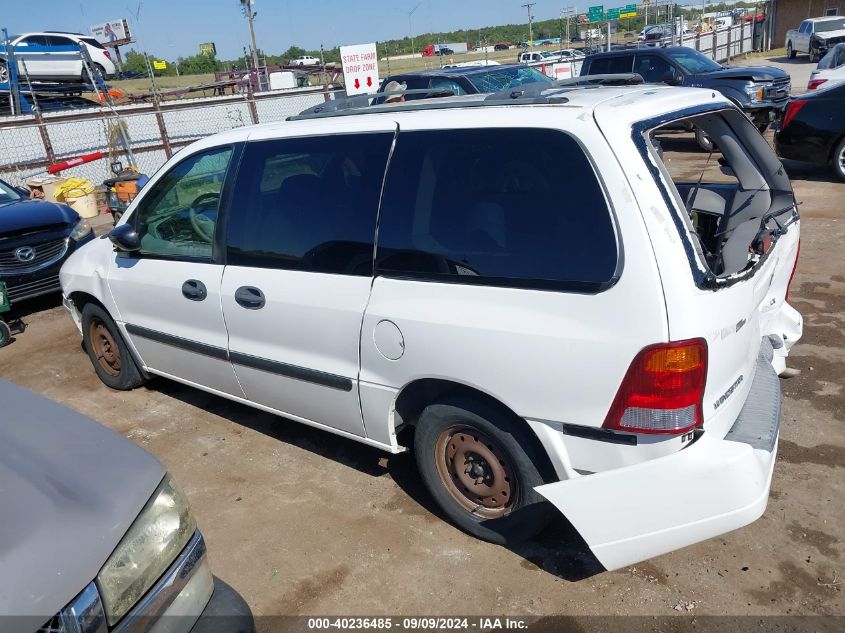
[536,339,781,571]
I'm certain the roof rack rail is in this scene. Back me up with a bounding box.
[297,88,455,117]
[287,73,646,122]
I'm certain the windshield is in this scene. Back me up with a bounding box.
[666,48,723,73]
[817,18,845,33]
[0,180,23,204]
[468,66,552,92]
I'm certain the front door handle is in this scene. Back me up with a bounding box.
[234,286,265,310]
[181,279,207,301]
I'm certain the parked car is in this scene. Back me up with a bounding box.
[119,69,146,80]
[61,80,801,571]
[494,42,511,51]
[375,64,551,102]
[808,43,845,90]
[0,31,116,81]
[786,16,845,62]
[0,177,95,308]
[0,379,217,633]
[435,47,454,56]
[290,55,320,66]
[775,81,845,180]
[581,46,790,132]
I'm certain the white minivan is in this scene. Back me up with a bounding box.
[61,83,802,571]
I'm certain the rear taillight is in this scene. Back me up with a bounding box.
[602,339,708,435]
[807,78,827,90]
[103,50,111,60]
[781,99,808,130]
[786,240,800,301]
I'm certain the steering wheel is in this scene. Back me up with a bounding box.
[188,192,219,243]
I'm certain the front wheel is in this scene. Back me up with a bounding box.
[0,320,11,347]
[833,137,845,182]
[787,41,796,59]
[82,303,146,390]
[414,397,554,545]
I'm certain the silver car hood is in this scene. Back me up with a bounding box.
[0,380,165,624]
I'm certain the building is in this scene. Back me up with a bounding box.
[772,0,844,46]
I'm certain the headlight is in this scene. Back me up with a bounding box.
[97,476,196,626]
[744,82,769,103]
[69,218,93,241]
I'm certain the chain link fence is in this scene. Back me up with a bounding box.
[0,88,328,188]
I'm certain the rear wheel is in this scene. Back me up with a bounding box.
[414,396,554,545]
[833,137,845,182]
[0,59,8,83]
[787,41,796,59]
[82,303,146,390]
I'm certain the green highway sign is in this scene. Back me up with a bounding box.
[607,7,620,19]
[620,3,638,18]
[588,5,604,21]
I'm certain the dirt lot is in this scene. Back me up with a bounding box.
[1,61,843,626]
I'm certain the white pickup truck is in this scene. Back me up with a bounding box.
[786,16,845,62]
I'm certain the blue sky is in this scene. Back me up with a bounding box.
[4,0,626,59]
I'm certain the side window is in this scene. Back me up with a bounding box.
[133,147,233,259]
[46,36,75,47]
[19,35,50,46]
[376,128,618,289]
[226,133,393,275]
[429,78,468,95]
[589,56,633,75]
[634,54,674,83]
[800,21,810,34]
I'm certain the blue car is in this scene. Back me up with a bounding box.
[0,177,95,307]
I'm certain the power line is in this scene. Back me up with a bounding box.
[521,2,536,45]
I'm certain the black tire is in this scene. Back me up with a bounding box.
[0,320,11,348]
[809,48,819,64]
[81,303,145,390]
[833,137,845,182]
[414,396,554,545]
[695,127,717,152]
[787,41,796,59]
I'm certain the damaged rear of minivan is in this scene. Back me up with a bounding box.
[537,99,802,571]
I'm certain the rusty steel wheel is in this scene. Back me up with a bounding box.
[434,426,519,519]
[88,319,122,377]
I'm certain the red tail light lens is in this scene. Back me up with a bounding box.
[807,78,827,90]
[602,339,708,435]
[781,100,808,130]
[104,50,111,60]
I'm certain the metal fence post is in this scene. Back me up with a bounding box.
[33,112,56,165]
[246,82,259,125]
[154,102,172,159]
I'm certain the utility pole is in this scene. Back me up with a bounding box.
[240,0,263,90]
[521,2,536,46]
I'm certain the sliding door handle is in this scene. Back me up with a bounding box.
[234,286,265,310]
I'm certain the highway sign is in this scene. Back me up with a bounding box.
[588,5,604,21]
[620,3,638,18]
[339,42,379,96]
[607,7,620,19]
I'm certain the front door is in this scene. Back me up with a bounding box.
[220,126,395,437]
[108,145,244,397]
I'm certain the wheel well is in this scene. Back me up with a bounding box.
[69,291,107,314]
[393,378,556,480]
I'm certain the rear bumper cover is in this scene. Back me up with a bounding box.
[536,340,781,571]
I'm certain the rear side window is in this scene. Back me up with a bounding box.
[376,128,618,290]
[588,56,632,75]
[226,133,393,275]
[633,54,674,83]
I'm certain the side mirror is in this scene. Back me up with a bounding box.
[108,223,141,252]
[662,72,682,86]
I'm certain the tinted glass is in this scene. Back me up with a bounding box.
[133,147,232,259]
[0,179,23,203]
[467,66,551,92]
[633,54,674,82]
[19,35,50,46]
[226,134,393,275]
[588,56,633,74]
[46,35,75,46]
[665,48,722,73]
[376,128,617,289]
[818,18,845,32]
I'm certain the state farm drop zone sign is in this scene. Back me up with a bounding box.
[340,43,380,96]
